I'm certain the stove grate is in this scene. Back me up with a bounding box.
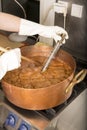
[36,81,87,120]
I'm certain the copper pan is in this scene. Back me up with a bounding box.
[1,45,87,110]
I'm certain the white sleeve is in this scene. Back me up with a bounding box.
[0,48,21,80]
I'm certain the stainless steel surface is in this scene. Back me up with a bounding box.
[0,90,49,130]
[44,88,87,130]
[53,88,87,130]
[41,42,61,72]
[41,34,66,72]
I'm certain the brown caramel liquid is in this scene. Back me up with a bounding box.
[3,56,73,89]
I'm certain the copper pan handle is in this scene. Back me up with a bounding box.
[65,69,87,93]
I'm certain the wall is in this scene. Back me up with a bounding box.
[1,0,28,18]
[39,0,56,45]
[55,0,87,62]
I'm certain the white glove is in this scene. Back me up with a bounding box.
[19,19,68,43]
[0,48,21,80]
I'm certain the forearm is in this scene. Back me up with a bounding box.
[0,12,68,43]
[0,12,20,32]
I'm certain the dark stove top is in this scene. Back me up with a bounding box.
[36,80,87,120]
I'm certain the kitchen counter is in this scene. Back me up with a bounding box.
[0,33,24,49]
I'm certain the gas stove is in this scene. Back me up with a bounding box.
[0,59,87,130]
[0,33,87,130]
[0,0,87,129]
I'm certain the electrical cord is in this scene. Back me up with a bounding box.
[8,0,28,42]
[13,0,39,42]
[13,0,27,19]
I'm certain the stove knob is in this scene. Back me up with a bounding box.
[18,124,28,130]
[18,123,31,130]
[5,114,16,127]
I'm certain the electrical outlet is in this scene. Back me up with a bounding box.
[54,1,68,16]
[71,4,83,18]
[58,1,68,9]
[53,3,66,14]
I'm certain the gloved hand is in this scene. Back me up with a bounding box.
[19,19,68,43]
[0,48,21,80]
